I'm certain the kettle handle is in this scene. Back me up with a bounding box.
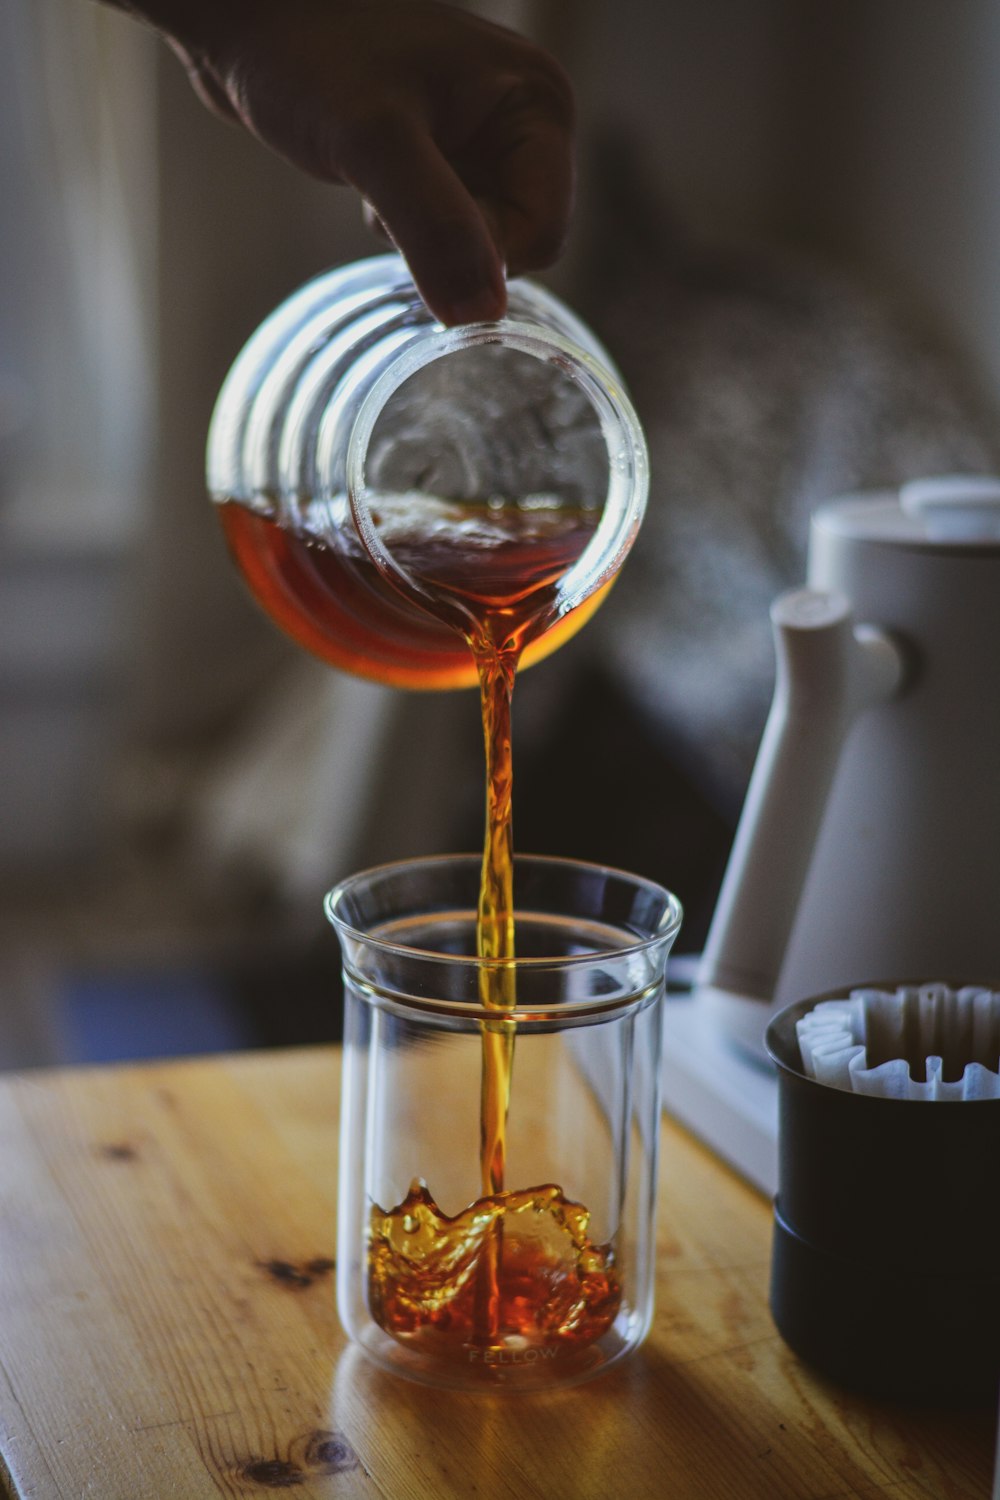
[698,589,904,1003]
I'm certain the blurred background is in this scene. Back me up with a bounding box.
[2,0,998,1067]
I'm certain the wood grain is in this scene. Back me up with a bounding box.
[0,1047,994,1500]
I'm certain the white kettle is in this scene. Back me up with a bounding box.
[697,475,1000,1057]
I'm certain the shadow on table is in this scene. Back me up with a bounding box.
[328,1338,998,1499]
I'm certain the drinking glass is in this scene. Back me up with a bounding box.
[326,854,681,1390]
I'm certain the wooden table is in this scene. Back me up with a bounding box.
[0,1047,994,1499]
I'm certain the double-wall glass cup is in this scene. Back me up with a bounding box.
[326,854,682,1391]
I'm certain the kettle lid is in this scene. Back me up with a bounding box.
[900,475,1000,541]
[814,475,1000,549]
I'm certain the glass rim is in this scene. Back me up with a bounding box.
[344,317,649,633]
[324,851,682,971]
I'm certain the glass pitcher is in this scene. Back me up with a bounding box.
[206,255,648,688]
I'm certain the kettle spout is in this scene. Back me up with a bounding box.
[697,588,904,1004]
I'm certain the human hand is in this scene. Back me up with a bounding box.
[120,0,575,325]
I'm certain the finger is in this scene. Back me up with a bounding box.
[338,113,507,326]
[362,200,392,243]
[486,114,575,276]
[165,39,242,124]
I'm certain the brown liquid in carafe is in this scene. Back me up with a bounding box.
[220,491,622,1358]
[219,496,608,690]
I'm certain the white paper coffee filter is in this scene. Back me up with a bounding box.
[795,984,1000,1098]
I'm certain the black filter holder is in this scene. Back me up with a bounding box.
[765,995,1000,1406]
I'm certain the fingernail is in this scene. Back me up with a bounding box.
[440,293,504,326]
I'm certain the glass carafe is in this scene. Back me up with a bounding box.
[206,255,648,688]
